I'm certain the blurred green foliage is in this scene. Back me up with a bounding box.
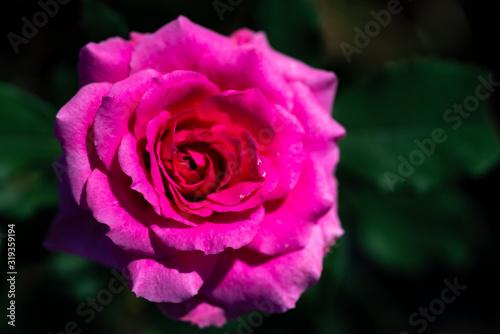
[0,82,60,218]
[335,59,500,192]
[1,0,499,333]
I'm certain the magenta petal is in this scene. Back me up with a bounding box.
[44,174,117,268]
[149,205,265,254]
[78,36,136,87]
[133,70,219,139]
[158,192,210,225]
[86,168,175,258]
[246,159,334,255]
[125,251,219,303]
[118,133,161,212]
[55,82,113,207]
[196,89,276,139]
[230,28,337,112]
[145,110,171,195]
[318,205,344,248]
[311,141,341,176]
[129,31,149,46]
[202,226,327,313]
[291,82,345,144]
[93,69,160,178]
[207,166,278,213]
[264,104,305,201]
[197,47,293,109]
[206,181,263,206]
[130,16,232,74]
[158,294,227,328]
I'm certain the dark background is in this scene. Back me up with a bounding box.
[1,0,499,333]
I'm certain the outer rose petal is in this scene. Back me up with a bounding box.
[158,294,227,328]
[264,104,305,201]
[196,89,277,139]
[311,142,341,176]
[291,82,345,144]
[201,226,327,315]
[93,69,160,178]
[130,16,233,74]
[196,47,293,109]
[246,159,334,255]
[44,170,117,268]
[85,168,177,259]
[124,252,219,303]
[318,202,344,248]
[148,205,265,255]
[231,28,337,112]
[54,82,113,207]
[78,33,147,87]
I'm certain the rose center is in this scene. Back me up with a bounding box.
[177,148,198,171]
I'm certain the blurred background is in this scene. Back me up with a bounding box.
[0,0,499,333]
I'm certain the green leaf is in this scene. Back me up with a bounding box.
[348,187,487,274]
[0,82,60,218]
[81,0,129,41]
[335,58,500,192]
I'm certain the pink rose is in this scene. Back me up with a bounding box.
[45,16,345,327]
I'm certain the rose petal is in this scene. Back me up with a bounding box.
[196,89,276,140]
[291,82,345,144]
[149,204,265,255]
[197,47,293,109]
[230,28,337,112]
[206,164,278,213]
[44,171,117,268]
[55,82,113,207]
[158,294,227,328]
[130,16,233,74]
[129,31,149,46]
[145,110,171,195]
[202,226,327,313]
[78,35,143,87]
[263,104,306,201]
[86,168,176,258]
[118,133,162,214]
[93,69,160,179]
[310,141,341,176]
[124,251,219,303]
[246,159,334,255]
[318,204,344,249]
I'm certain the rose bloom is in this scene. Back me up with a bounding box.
[45,16,345,327]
